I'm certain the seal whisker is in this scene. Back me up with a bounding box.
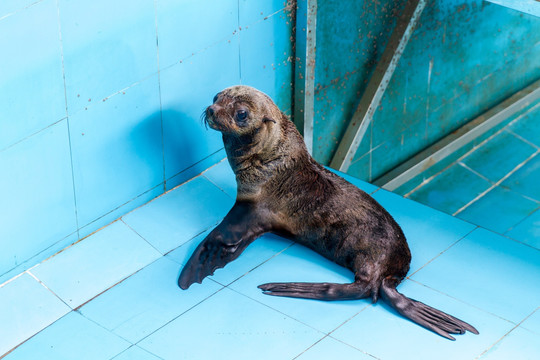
[200,109,209,130]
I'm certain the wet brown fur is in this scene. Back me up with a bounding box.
[179,86,478,340]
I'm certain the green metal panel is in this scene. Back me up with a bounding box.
[311,0,540,182]
[312,0,408,167]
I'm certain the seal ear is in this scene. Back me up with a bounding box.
[263,117,276,124]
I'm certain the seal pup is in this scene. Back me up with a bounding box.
[178,85,478,340]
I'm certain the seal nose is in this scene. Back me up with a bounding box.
[207,106,215,117]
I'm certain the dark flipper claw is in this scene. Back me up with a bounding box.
[178,237,238,290]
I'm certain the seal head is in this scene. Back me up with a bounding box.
[204,85,279,135]
[203,85,308,201]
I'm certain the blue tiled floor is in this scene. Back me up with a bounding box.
[407,162,492,215]
[2,159,540,359]
[402,104,540,251]
[5,312,130,360]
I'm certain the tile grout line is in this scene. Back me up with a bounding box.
[0,0,44,22]
[120,219,165,256]
[75,308,135,346]
[407,279,519,325]
[474,306,540,360]
[164,148,225,189]
[404,102,539,199]
[26,270,71,309]
[210,244,345,337]
[220,252,378,360]
[202,174,235,200]
[225,286,329,336]
[156,6,289,83]
[73,256,166,312]
[503,189,540,205]
[292,327,382,360]
[77,183,164,238]
[133,287,227,346]
[0,117,67,154]
[114,159,225,232]
[453,150,540,216]
[322,304,381,360]
[4,6,288,132]
[110,345,166,360]
[287,293,384,359]
[502,232,540,252]
[505,127,540,150]
[163,224,219,259]
[55,0,80,239]
[407,225,479,279]
[237,0,242,83]
[457,161,493,184]
[153,0,166,193]
[519,306,540,335]
[0,271,27,289]
[504,206,540,236]
[0,229,78,286]
[291,335,329,360]
[218,242,296,288]
[326,334,381,360]
[0,310,74,359]
[67,28,237,119]
[456,134,540,210]
[0,8,288,154]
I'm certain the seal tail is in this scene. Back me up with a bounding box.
[379,278,479,340]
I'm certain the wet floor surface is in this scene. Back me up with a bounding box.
[1,160,539,360]
[403,103,540,251]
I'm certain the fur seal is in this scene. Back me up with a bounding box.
[178,85,478,340]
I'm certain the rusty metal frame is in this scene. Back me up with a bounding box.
[329,0,427,172]
[374,78,540,191]
[293,0,317,154]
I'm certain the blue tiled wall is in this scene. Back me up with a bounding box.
[313,0,540,181]
[0,0,294,280]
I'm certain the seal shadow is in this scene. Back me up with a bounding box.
[128,107,222,188]
[121,110,163,188]
[160,108,222,181]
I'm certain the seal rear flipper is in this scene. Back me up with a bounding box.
[258,281,370,301]
[379,278,479,340]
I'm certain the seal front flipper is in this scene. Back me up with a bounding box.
[177,232,241,290]
[178,201,268,290]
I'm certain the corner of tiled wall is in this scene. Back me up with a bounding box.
[0,0,294,283]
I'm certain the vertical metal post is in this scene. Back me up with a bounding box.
[294,0,316,154]
[329,0,426,172]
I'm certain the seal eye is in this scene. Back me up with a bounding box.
[213,94,219,103]
[236,110,248,122]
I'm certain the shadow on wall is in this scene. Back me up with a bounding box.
[162,108,206,169]
[126,105,221,190]
[160,107,223,184]
[128,109,160,150]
